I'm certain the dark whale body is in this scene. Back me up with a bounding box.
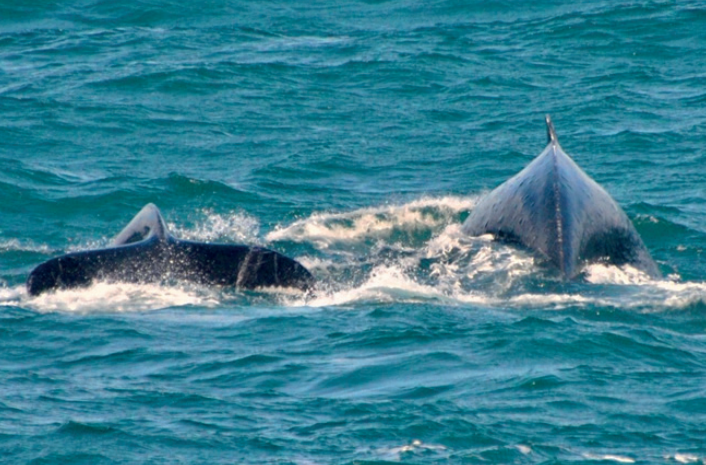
[462,116,660,279]
[27,204,315,296]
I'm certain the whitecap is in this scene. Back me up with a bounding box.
[583,453,635,463]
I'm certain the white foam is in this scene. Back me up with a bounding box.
[380,440,447,460]
[22,282,220,314]
[584,263,654,285]
[284,263,452,308]
[516,445,532,454]
[295,255,348,272]
[424,223,477,258]
[66,238,109,253]
[583,264,706,309]
[274,193,706,311]
[468,243,535,280]
[508,292,592,307]
[0,239,52,254]
[267,195,477,247]
[583,453,635,463]
[0,285,25,305]
[666,453,702,464]
[9,195,706,314]
[652,280,706,309]
[424,224,534,280]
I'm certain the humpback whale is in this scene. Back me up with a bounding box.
[27,204,315,296]
[462,116,660,279]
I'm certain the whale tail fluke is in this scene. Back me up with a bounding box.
[26,204,315,296]
[112,203,169,246]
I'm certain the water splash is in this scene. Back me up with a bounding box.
[266,195,477,248]
[169,209,261,244]
[279,196,706,312]
[0,283,220,314]
[9,196,706,314]
[0,238,52,254]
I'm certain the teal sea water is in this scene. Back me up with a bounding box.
[2,1,706,463]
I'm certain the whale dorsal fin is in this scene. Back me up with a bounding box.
[112,203,169,246]
[546,114,558,144]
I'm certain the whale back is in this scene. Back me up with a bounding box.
[462,117,660,279]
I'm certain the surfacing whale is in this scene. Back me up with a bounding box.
[27,204,315,296]
[462,116,660,279]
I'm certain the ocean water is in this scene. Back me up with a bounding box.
[2,0,706,463]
